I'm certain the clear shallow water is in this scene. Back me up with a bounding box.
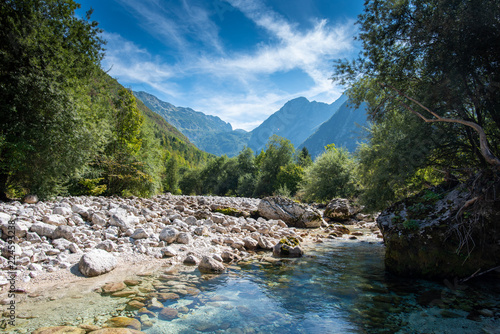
[145,239,500,334]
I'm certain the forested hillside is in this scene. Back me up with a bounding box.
[0,1,209,200]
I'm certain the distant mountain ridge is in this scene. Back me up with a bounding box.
[134,91,368,158]
[134,91,249,156]
[247,94,348,153]
[134,91,232,141]
[299,101,368,158]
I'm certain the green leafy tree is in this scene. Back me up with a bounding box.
[276,164,304,196]
[254,135,295,197]
[300,145,358,202]
[179,167,202,195]
[333,0,500,208]
[0,0,104,199]
[164,155,180,193]
[100,88,163,197]
[297,147,313,168]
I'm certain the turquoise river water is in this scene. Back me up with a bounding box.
[144,239,500,334]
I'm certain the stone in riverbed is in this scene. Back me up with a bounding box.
[89,329,145,334]
[258,236,274,250]
[32,326,86,334]
[79,249,117,277]
[324,198,359,221]
[273,236,303,258]
[159,227,179,244]
[198,255,225,273]
[160,246,177,258]
[42,214,67,226]
[158,307,178,321]
[258,196,323,228]
[176,232,192,244]
[105,316,141,331]
[127,300,145,310]
[101,282,127,294]
[183,253,199,265]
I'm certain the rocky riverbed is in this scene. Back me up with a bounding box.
[0,194,380,333]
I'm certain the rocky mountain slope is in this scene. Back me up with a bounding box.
[299,101,368,158]
[247,95,348,153]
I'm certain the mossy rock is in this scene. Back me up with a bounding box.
[214,207,247,217]
[279,236,300,247]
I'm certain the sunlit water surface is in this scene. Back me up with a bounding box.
[145,239,500,334]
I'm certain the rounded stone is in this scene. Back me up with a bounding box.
[78,249,117,277]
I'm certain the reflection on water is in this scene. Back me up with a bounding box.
[146,240,500,334]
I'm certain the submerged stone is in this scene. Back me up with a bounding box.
[105,317,141,331]
[158,307,179,320]
[32,326,85,334]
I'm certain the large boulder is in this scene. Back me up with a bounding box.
[79,249,117,277]
[257,197,323,228]
[378,177,500,279]
[324,198,359,221]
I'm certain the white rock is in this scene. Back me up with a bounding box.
[159,227,179,244]
[42,214,67,226]
[198,255,225,273]
[96,240,116,252]
[71,204,90,219]
[109,214,131,232]
[177,232,192,244]
[53,206,72,216]
[69,243,81,254]
[194,226,208,236]
[78,249,117,277]
[243,237,258,250]
[70,213,85,226]
[52,238,73,250]
[183,253,199,265]
[52,225,75,241]
[161,246,177,258]
[91,213,107,226]
[131,228,149,239]
[28,263,43,271]
[258,236,275,250]
[212,254,223,262]
[1,218,31,238]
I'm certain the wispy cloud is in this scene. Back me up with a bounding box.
[102,0,358,131]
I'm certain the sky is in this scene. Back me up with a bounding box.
[77,0,365,131]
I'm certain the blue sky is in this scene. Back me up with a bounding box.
[78,0,364,131]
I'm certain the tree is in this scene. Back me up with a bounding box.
[299,145,358,202]
[164,155,180,193]
[297,147,313,168]
[333,0,500,207]
[276,164,304,196]
[254,135,295,197]
[0,0,104,199]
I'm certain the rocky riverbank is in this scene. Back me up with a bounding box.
[0,194,380,333]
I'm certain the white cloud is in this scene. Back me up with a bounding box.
[101,0,358,131]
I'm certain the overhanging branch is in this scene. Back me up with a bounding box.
[381,83,500,169]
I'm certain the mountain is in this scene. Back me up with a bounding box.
[299,101,368,158]
[134,91,248,157]
[247,95,348,153]
[196,130,251,157]
[134,91,232,141]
